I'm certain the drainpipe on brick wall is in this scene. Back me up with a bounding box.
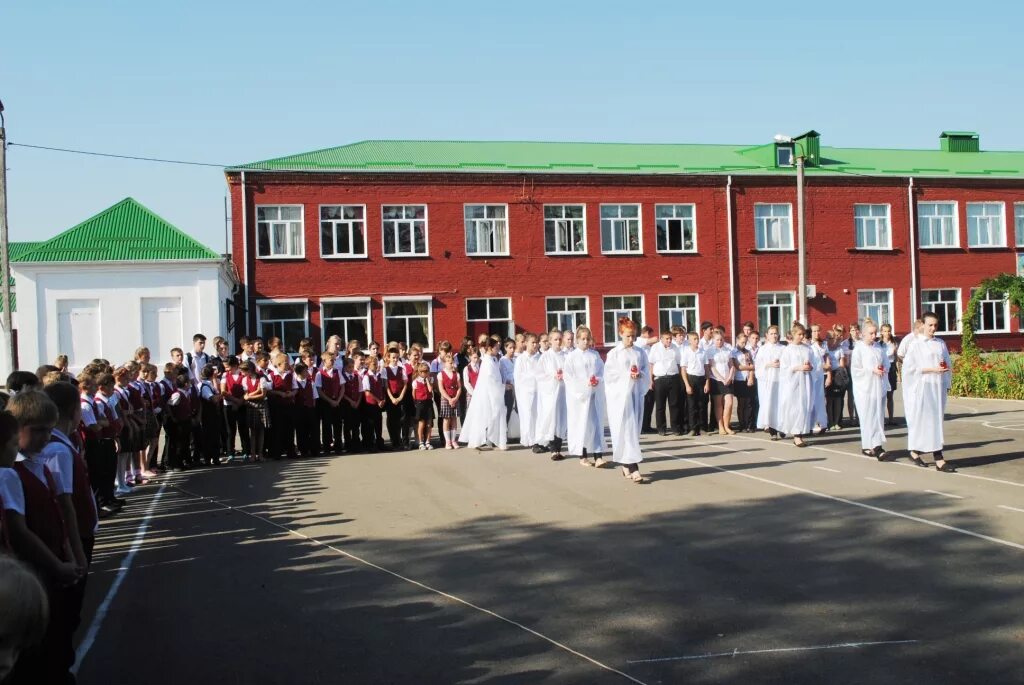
[240,171,250,333]
[908,177,918,329]
[726,175,737,338]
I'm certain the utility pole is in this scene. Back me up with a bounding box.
[796,152,807,325]
[0,99,13,374]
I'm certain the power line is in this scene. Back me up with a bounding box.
[7,142,226,168]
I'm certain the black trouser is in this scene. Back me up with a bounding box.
[147,414,164,470]
[642,389,654,432]
[319,398,343,452]
[295,403,318,455]
[401,395,416,446]
[386,399,406,448]
[547,436,563,453]
[167,419,191,470]
[342,401,362,451]
[734,382,756,430]
[200,401,222,464]
[361,403,384,449]
[190,414,203,464]
[653,375,682,433]
[83,436,110,502]
[846,384,857,423]
[504,387,516,422]
[269,400,296,458]
[827,388,845,428]
[225,402,250,456]
[685,374,707,434]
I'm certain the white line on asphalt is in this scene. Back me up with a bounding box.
[814,466,842,474]
[173,486,650,685]
[924,489,964,500]
[766,455,790,462]
[998,505,1024,514]
[74,481,168,674]
[651,449,1024,552]
[626,639,919,664]
[727,433,1024,489]
[865,477,896,485]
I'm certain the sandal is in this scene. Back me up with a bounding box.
[621,466,631,478]
[630,471,647,483]
[935,461,957,473]
[580,458,592,467]
[862,449,876,458]
[875,448,889,462]
[593,458,607,468]
[793,438,807,448]
[909,452,928,468]
[550,453,564,461]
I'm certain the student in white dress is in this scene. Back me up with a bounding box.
[514,334,543,451]
[563,326,607,468]
[808,324,829,433]
[902,312,956,472]
[777,323,814,447]
[879,323,899,425]
[535,331,569,461]
[459,339,508,450]
[604,318,651,483]
[755,326,784,439]
[851,320,890,460]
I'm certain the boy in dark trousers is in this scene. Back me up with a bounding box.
[199,366,223,465]
[293,362,318,457]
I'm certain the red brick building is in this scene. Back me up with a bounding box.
[225,132,1024,353]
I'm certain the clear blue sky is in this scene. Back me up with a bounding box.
[3,1,1022,252]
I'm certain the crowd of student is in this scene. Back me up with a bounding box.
[0,311,955,683]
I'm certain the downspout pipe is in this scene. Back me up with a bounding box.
[726,175,737,339]
[908,177,918,329]
[240,171,249,334]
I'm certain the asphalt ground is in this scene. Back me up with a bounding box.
[73,395,1024,684]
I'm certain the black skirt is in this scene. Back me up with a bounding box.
[710,379,733,396]
[414,399,435,422]
[887,364,898,390]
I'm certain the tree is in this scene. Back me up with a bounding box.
[959,273,1024,356]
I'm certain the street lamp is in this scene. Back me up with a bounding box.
[0,98,12,374]
[775,134,808,325]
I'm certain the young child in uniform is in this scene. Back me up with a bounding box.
[316,352,343,454]
[383,348,409,450]
[437,353,462,449]
[242,361,269,462]
[293,362,319,457]
[268,355,297,460]
[341,357,363,452]
[411,363,435,450]
[221,356,250,461]
[199,366,223,465]
[165,374,193,471]
[360,356,387,452]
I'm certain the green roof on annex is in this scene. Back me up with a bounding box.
[228,133,1024,179]
[15,197,221,263]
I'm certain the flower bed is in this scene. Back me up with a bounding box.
[949,352,1024,400]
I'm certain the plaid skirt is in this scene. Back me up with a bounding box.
[247,400,270,429]
[438,398,457,419]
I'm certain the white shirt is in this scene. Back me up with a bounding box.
[40,431,75,496]
[733,347,754,381]
[647,342,681,377]
[897,333,920,359]
[80,396,97,427]
[709,345,734,381]
[679,347,708,376]
[14,452,51,488]
[0,467,25,515]
[499,357,515,384]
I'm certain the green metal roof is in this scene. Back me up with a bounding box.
[228,138,1024,179]
[15,197,221,263]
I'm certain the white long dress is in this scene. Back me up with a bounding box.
[513,351,542,448]
[902,336,951,453]
[563,347,606,456]
[459,353,507,449]
[809,342,828,429]
[755,342,784,430]
[535,348,567,445]
[604,343,651,464]
[777,343,813,436]
[851,341,889,450]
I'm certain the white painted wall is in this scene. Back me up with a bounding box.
[12,261,236,374]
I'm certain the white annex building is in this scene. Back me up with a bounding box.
[4,197,237,377]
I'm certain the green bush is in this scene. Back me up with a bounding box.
[949,352,1024,400]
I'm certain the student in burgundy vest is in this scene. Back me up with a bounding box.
[221,356,251,460]
[293,363,319,457]
[198,366,224,465]
[341,357,364,452]
[316,353,343,454]
[383,348,409,450]
[6,392,82,685]
[268,355,298,460]
[360,357,387,452]
[165,374,193,471]
[94,374,122,505]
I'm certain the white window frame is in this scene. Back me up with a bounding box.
[320,297,372,350]
[757,291,796,333]
[857,289,895,327]
[255,299,309,353]
[1015,203,1024,247]
[917,201,960,248]
[599,204,643,254]
[657,294,699,333]
[966,201,1007,248]
[602,294,644,346]
[754,203,794,251]
[853,204,892,250]
[971,289,1010,334]
[381,204,429,257]
[543,204,587,255]
[464,204,512,258]
[256,205,305,259]
[318,204,367,259]
[545,296,590,334]
[654,204,698,254]
[466,297,513,339]
[920,289,961,335]
[381,296,434,352]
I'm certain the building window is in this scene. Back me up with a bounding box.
[776,145,794,167]
[921,289,961,334]
[320,205,366,258]
[464,204,509,255]
[972,290,1009,333]
[321,300,371,349]
[466,297,513,339]
[383,299,432,349]
[602,295,643,345]
[600,205,641,253]
[857,289,893,326]
[382,205,428,257]
[658,294,698,333]
[966,202,1006,247]
[918,202,958,248]
[757,292,795,334]
[546,297,589,333]
[256,301,308,353]
[854,204,891,249]
[256,206,304,258]
[1015,203,1024,247]
[754,204,793,250]
[544,205,586,254]
[655,204,697,253]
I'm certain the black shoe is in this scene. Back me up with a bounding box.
[550,453,565,461]
[936,461,957,473]
[909,452,929,467]
[531,445,546,454]
[658,430,668,436]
